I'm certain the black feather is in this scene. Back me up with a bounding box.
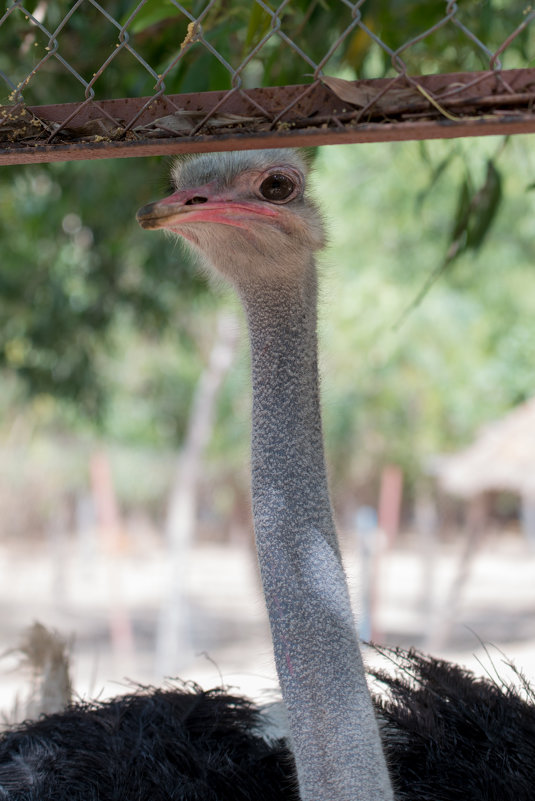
[371,646,535,801]
[0,684,298,801]
[1,649,534,801]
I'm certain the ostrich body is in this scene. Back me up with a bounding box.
[2,644,535,800]
[136,149,393,800]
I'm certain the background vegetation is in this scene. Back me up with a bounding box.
[2,133,535,530]
[1,0,535,536]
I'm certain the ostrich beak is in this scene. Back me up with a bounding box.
[136,187,279,232]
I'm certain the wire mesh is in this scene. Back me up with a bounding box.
[1,1,535,164]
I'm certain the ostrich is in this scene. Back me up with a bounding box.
[135,148,393,801]
[1,150,534,800]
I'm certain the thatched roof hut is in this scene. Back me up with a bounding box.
[433,397,535,499]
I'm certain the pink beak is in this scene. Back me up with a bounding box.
[137,183,279,232]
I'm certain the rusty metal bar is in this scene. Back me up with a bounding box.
[2,68,535,165]
[1,115,532,167]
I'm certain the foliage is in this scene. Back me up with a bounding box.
[0,156,207,421]
[316,135,535,486]
[0,0,532,105]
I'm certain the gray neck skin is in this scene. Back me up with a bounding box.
[239,265,393,801]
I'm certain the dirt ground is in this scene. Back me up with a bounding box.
[1,527,534,716]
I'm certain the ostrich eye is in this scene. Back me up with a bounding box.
[259,173,295,202]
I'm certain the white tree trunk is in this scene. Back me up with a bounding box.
[426,493,486,651]
[155,311,238,678]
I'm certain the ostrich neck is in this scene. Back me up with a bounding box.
[239,265,393,801]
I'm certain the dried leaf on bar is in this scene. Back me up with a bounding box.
[378,86,426,112]
[135,111,265,137]
[136,112,196,134]
[322,76,421,114]
[321,76,377,107]
[63,118,121,138]
[208,112,265,128]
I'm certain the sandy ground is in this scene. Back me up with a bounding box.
[1,527,534,717]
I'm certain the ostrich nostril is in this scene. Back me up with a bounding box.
[185,196,208,205]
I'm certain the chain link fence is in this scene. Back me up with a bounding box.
[1,1,535,164]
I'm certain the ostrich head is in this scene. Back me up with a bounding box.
[136,149,325,288]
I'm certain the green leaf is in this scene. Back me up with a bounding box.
[466,160,502,251]
[123,1,185,35]
[447,175,472,258]
[244,2,271,51]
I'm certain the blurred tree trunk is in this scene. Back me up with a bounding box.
[414,488,439,639]
[426,493,487,651]
[378,464,403,547]
[155,311,238,678]
[90,449,134,664]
